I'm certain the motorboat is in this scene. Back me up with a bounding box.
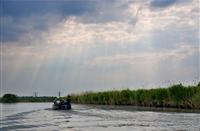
[52,98,71,110]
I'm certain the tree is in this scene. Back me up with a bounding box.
[2,94,18,103]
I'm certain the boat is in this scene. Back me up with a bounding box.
[52,98,71,110]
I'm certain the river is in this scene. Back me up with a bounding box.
[0,103,200,131]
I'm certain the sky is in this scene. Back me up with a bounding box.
[0,0,199,96]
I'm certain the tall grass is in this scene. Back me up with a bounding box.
[67,83,200,109]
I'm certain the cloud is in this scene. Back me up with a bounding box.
[1,0,199,95]
[150,0,177,7]
[1,0,96,42]
[85,43,198,68]
[1,0,96,17]
[47,18,141,47]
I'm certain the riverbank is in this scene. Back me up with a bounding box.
[77,104,200,113]
[68,83,200,109]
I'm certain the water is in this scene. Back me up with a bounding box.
[1,103,200,131]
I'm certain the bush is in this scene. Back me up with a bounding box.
[2,94,18,103]
[197,82,200,87]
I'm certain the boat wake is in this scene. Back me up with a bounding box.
[1,104,200,131]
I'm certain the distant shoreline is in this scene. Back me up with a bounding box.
[1,83,200,110]
[68,83,200,110]
[0,96,56,103]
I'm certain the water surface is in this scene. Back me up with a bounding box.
[1,103,200,131]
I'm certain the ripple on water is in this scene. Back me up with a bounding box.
[1,104,200,131]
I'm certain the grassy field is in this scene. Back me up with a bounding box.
[67,83,200,109]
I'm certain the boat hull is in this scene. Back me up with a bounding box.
[52,103,71,110]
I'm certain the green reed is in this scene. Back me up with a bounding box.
[67,83,200,109]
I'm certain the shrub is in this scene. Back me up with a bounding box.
[2,94,18,103]
[197,82,200,87]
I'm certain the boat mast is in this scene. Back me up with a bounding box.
[58,91,61,98]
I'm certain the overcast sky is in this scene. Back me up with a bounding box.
[0,0,199,96]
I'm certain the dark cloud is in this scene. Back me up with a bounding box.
[1,15,61,42]
[1,0,96,17]
[150,0,177,7]
[1,0,130,42]
[1,0,96,42]
[1,25,26,42]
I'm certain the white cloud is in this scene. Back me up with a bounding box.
[47,17,141,47]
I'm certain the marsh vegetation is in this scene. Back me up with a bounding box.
[69,83,200,109]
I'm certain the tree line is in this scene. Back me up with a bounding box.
[0,94,56,103]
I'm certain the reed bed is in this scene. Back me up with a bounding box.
[67,83,200,109]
